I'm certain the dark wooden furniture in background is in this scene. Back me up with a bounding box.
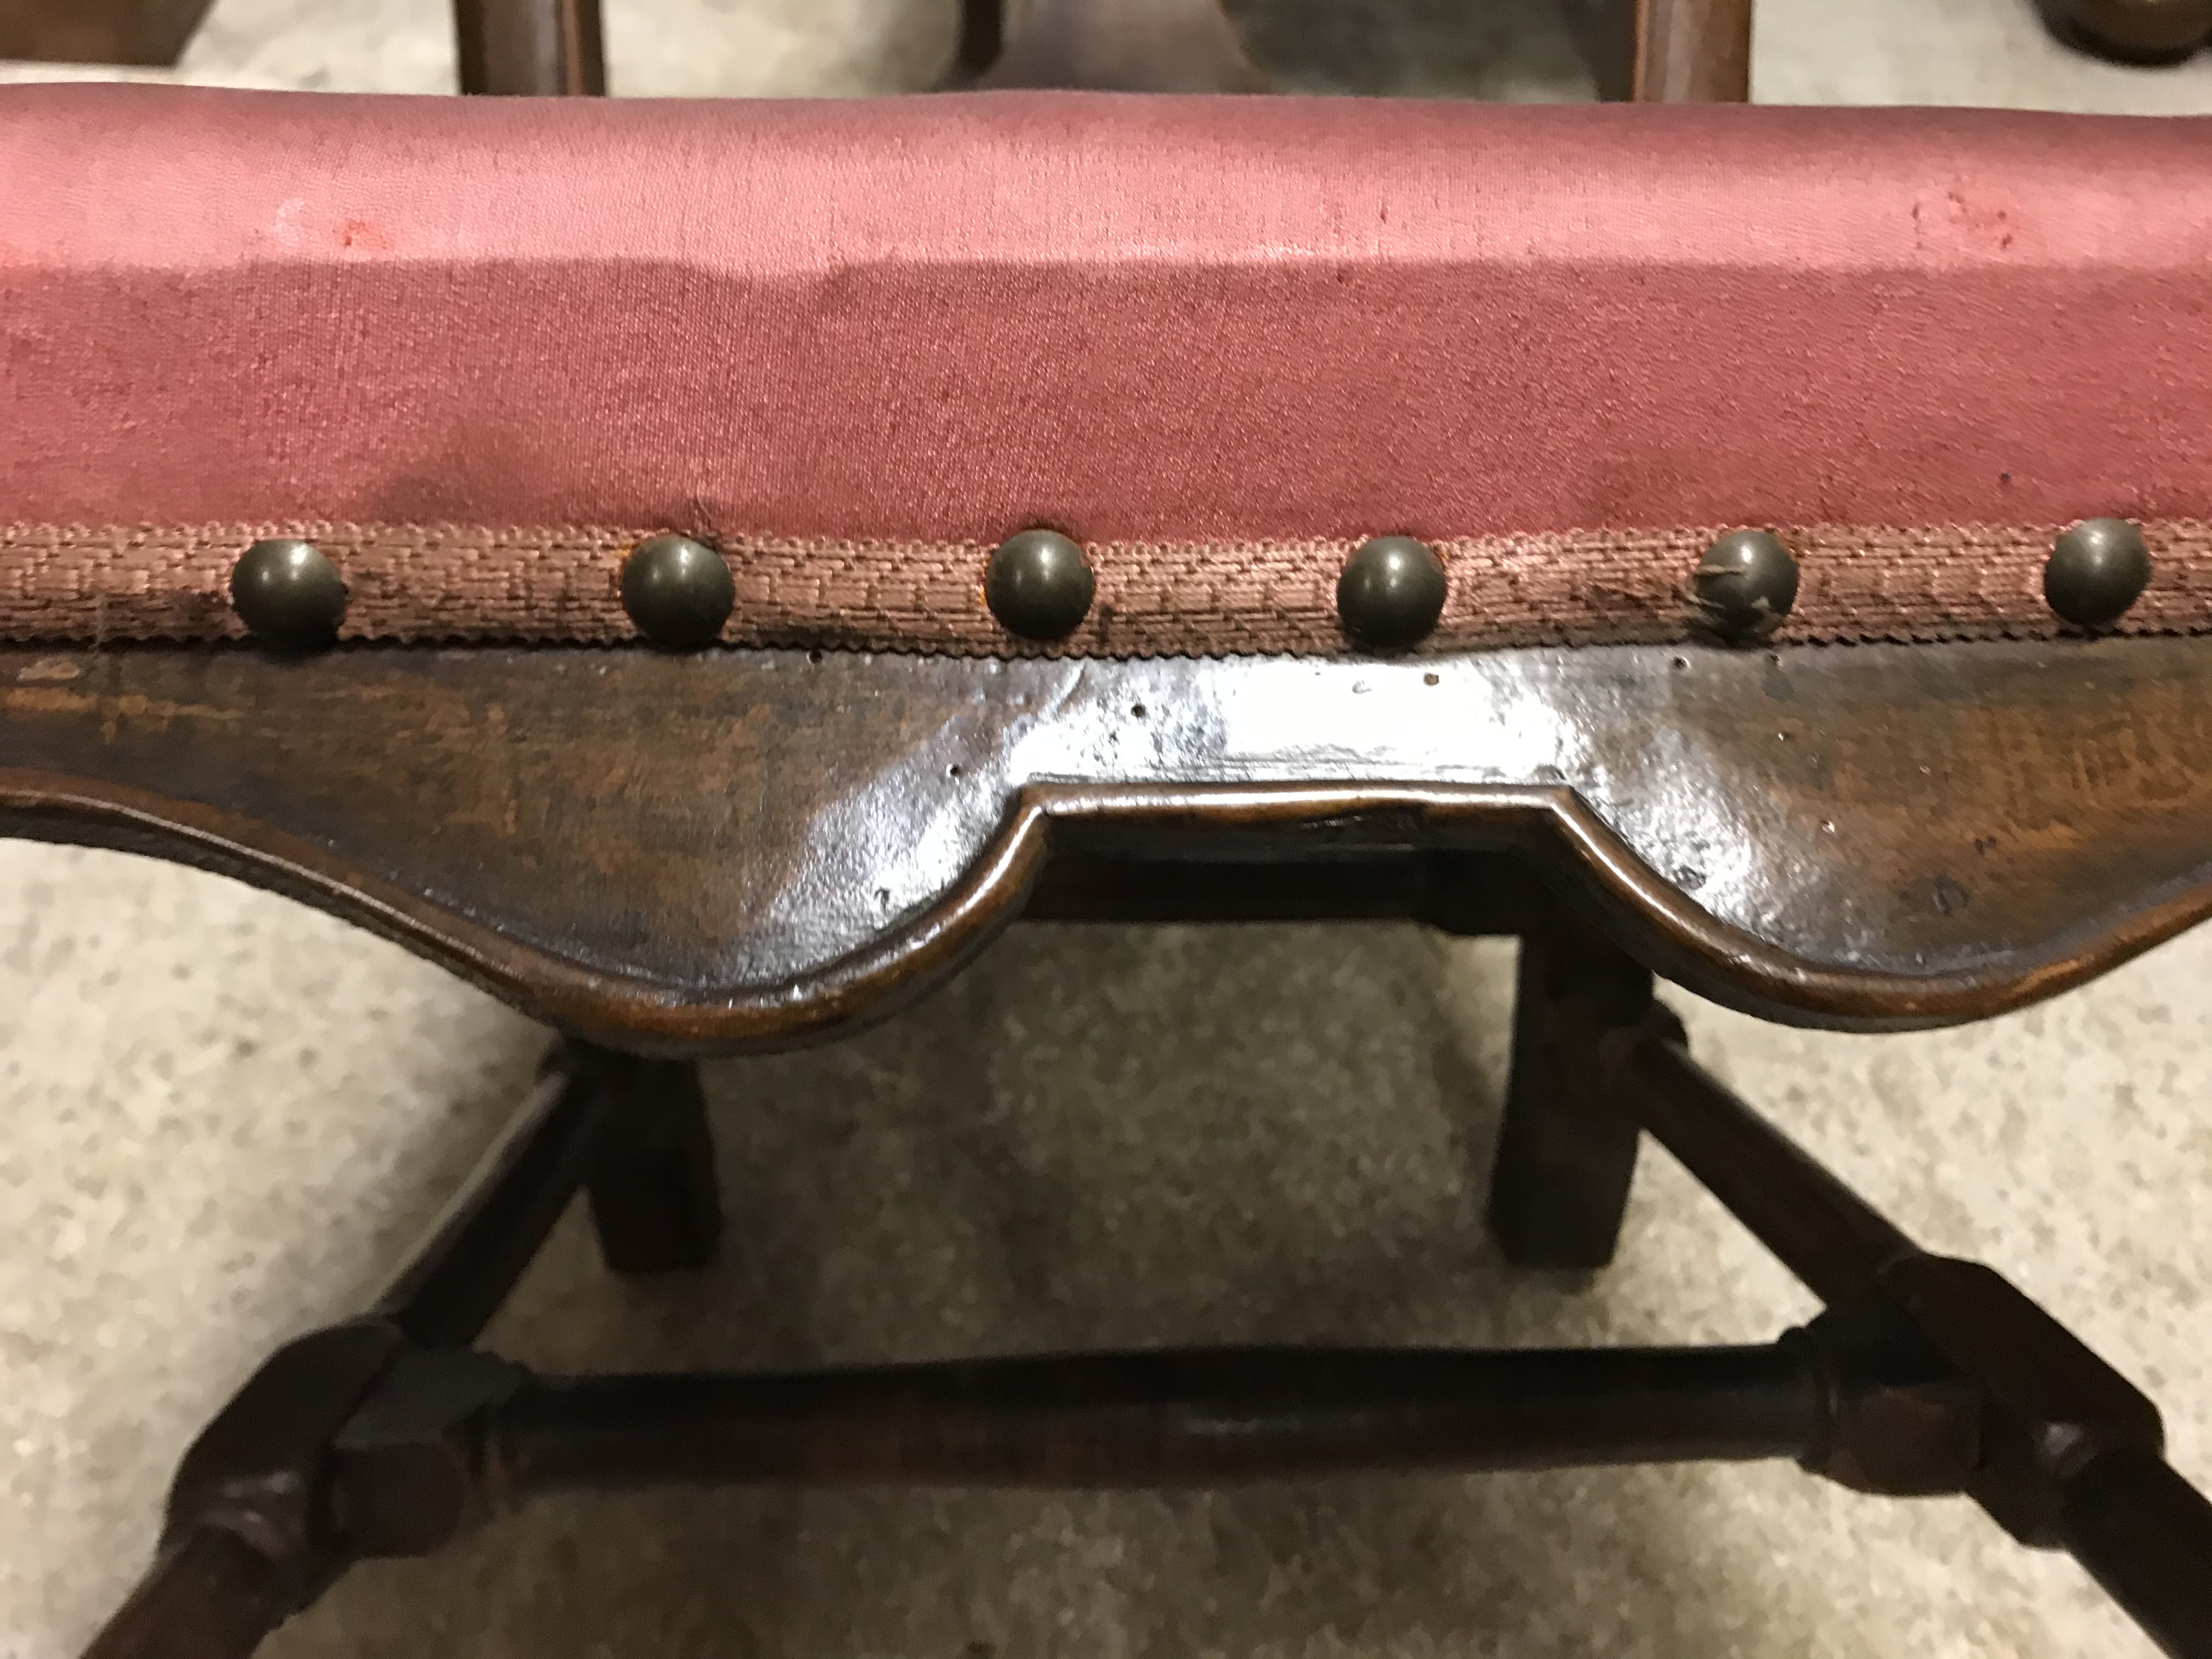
[14,0,2212,1655]
[12,0,2212,85]
[2049,0,2212,61]
[1564,0,1753,101]
[445,0,1758,97]
[0,0,1752,98]
[958,0,1268,91]
[0,0,215,65]
[454,0,603,95]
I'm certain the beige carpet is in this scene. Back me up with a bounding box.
[5,2,2212,1656]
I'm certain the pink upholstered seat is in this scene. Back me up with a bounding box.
[3,82,2211,653]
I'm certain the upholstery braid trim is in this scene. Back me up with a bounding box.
[3,520,2209,653]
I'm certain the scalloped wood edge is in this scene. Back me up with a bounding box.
[7,770,2208,1053]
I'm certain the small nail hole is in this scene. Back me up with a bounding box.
[1423,672,1440,686]
[947,764,963,778]
[1130,703,1147,719]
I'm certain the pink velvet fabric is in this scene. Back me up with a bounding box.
[4,84,2212,648]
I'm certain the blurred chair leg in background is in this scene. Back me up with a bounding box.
[455,0,605,94]
[0,0,216,65]
[951,0,1004,81]
[955,0,1267,91]
[2044,0,2212,61]
[1564,0,1753,101]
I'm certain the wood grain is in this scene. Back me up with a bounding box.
[1,639,2206,1050]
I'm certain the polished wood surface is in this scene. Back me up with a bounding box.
[2,637,2207,1048]
[0,0,215,65]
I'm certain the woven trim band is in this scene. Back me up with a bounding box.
[4,521,2210,654]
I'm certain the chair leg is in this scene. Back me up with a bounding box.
[2048,0,2212,63]
[951,0,1005,81]
[1568,0,1753,102]
[584,1057,723,1274]
[70,1025,2212,1657]
[80,1047,628,1659]
[972,0,1266,92]
[1615,1025,2212,1658]
[1484,912,1650,1271]
[80,1528,308,1659]
[454,0,606,95]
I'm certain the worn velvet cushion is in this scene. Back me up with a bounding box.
[3,82,2210,652]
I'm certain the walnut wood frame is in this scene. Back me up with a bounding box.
[4,638,2208,1050]
[20,636,2212,1654]
[77,1016,2212,1659]
[22,0,2212,1652]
